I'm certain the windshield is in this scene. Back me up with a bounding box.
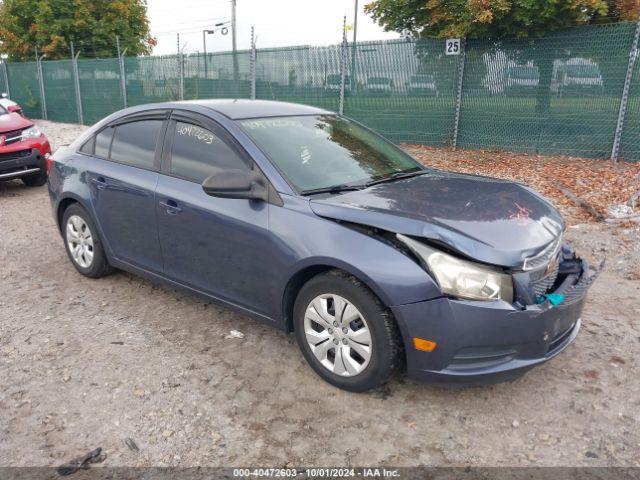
[0,104,7,116]
[238,115,422,192]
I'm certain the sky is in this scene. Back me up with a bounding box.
[147,0,400,56]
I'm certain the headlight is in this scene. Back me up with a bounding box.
[397,234,513,302]
[21,126,42,139]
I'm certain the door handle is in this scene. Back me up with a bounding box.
[91,177,108,190]
[159,199,182,215]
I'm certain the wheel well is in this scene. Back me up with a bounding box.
[56,198,78,233]
[282,265,393,334]
[283,265,338,332]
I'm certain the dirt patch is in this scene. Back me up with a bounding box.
[0,121,638,467]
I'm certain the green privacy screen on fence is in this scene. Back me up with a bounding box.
[458,23,635,158]
[41,59,78,123]
[620,35,640,162]
[255,44,341,112]
[2,21,640,161]
[6,61,41,118]
[345,39,459,146]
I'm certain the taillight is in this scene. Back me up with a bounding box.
[45,153,53,175]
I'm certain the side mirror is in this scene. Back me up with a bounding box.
[201,168,268,201]
[7,105,21,114]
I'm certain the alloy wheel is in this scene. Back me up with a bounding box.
[303,294,372,377]
[66,215,94,268]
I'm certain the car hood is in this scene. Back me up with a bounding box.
[0,112,32,133]
[309,171,565,268]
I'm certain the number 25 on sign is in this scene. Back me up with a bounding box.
[446,39,461,55]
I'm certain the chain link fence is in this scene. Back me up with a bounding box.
[1,22,639,161]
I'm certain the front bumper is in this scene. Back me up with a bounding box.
[391,253,600,385]
[0,137,51,180]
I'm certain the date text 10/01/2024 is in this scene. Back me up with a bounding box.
[232,468,400,478]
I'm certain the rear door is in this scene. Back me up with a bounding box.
[85,111,168,273]
[155,111,273,316]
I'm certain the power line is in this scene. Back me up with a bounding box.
[152,16,230,29]
[152,21,231,36]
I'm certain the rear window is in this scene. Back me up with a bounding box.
[94,128,114,158]
[110,120,162,170]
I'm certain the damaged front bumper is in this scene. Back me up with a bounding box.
[391,248,601,385]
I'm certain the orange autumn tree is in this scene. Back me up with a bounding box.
[365,0,638,39]
[0,0,155,61]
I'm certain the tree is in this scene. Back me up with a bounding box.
[365,1,638,39]
[0,0,155,61]
[365,1,639,115]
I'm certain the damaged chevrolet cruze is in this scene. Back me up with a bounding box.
[48,100,600,392]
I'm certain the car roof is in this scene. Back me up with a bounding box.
[170,99,333,120]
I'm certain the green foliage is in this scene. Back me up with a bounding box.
[364,0,637,40]
[0,0,155,61]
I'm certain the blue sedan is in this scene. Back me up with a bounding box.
[47,100,598,391]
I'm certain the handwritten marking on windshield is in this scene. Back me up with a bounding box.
[301,146,311,164]
[242,119,299,130]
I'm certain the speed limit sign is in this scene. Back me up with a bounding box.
[446,39,461,55]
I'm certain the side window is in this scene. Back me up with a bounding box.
[110,120,162,170]
[94,127,114,158]
[170,121,248,183]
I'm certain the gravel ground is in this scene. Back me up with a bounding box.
[0,120,639,468]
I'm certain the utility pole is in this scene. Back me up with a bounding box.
[231,0,237,54]
[177,33,184,100]
[250,26,256,100]
[203,30,207,79]
[202,29,215,79]
[231,0,239,86]
[351,0,358,90]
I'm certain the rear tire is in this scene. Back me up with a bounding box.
[62,204,113,278]
[22,171,47,187]
[293,270,403,392]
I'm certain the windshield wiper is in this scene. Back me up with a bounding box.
[300,183,364,196]
[364,169,429,187]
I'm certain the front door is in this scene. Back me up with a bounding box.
[155,114,273,316]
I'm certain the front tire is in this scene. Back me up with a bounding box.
[62,204,112,278]
[293,270,403,392]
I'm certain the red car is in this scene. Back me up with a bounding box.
[0,104,51,187]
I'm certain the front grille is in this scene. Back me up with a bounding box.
[0,149,32,162]
[531,261,560,296]
[1,128,25,146]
